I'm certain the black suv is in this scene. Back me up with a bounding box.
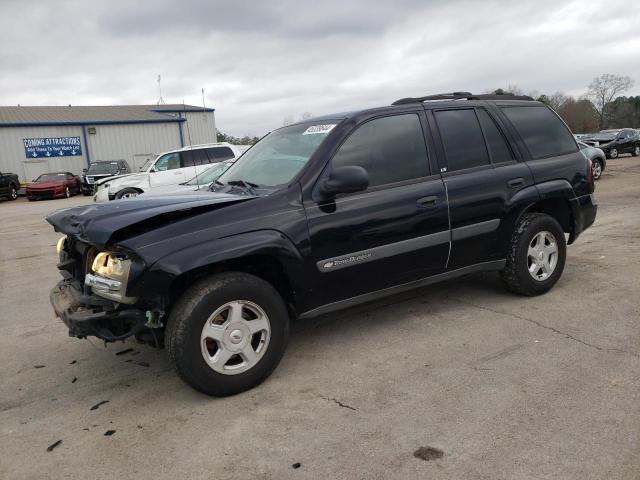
[582,128,640,159]
[0,171,20,200]
[48,92,597,396]
[81,160,131,195]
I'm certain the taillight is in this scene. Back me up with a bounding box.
[587,158,595,193]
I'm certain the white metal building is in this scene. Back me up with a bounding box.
[0,104,216,182]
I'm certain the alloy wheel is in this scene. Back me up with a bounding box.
[592,161,602,180]
[10,187,18,199]
[527,230,558,281]
[610,148,618,159]
[200,300,271,375]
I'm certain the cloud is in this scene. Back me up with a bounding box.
[1,0,639,136]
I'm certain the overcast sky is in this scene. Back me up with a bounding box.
[1,0,639,136]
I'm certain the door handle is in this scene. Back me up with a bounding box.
[417,196,438,208]
[507,178,525,188]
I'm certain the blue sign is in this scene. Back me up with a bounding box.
[23,137,82,159]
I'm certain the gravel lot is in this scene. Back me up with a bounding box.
[1,157,639,480]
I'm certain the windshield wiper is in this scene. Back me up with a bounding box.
[227,180,259,195]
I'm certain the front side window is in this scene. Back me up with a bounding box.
[331,114,429,188]
[217,121,337,188]
[434,109,490,171]
[501,105,577,159]
[153,152,181,171]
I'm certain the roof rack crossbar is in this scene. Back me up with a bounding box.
[392,92,534,105]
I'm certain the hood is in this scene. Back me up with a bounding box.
[46,192,254,248]
[95,172,141,186]
[27,181,65,189]
[139,184,205,197]
[583,133,616,142]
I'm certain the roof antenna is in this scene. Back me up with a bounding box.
[202,88,206,113]
[183,100,200,190]
[156,75,165,105]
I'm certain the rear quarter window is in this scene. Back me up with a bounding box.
[501,105,577,159]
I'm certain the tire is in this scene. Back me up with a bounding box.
[608,148,618,159]
[500,213,566,296]
[633,145,640,157]
[592,159,603,180]
[64,186,71,198]
[8,184,18,201]
[115,188,140,199]
[166,272,290,397]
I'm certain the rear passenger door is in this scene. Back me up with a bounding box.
[429,106,534,269]
[305,112,450,306]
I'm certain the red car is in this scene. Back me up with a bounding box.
[26,172,81,201]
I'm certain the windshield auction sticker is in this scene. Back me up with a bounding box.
[302,124,336,135]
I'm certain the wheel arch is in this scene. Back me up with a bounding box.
[145,230,307,318]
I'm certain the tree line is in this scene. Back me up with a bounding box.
[496,74,636,133]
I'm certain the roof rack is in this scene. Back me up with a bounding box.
[392,91,534,105]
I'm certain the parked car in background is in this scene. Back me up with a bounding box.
[0,171,20,201]
[136,160,235,199]
[578,142,606,180]
[26,172,80,200]
[81,160,130,195]
[581,128,640,159]
[93,143,247,201]
[48,92,597,396]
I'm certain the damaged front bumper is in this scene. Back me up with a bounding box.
[50,280,147,342]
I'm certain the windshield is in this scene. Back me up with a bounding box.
[87,162,120,175]
[185,162,233,185]
[216,121,339,188]
[36,173,66,182]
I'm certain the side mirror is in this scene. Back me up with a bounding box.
[319,166,369,197]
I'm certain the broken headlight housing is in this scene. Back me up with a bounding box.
[86,251,137,304]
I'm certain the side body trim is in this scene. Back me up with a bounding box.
[451,218,500,241]
[316,230,450,272]
[300,259,506,319]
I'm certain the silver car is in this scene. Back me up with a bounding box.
[578,141,606,180]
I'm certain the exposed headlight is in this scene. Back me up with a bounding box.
[56,236,67,255]
[91,252,132,283]
[87,252,137,303]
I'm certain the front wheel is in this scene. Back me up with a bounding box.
[166,272,290,396]
[608,148,618,159]
[115,188,140,199]
[592,159,603,180]
[501,213,566,296]
[633,145,640,157]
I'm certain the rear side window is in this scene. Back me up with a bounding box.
[331,114,430,188]
[206,147,235,162]
[477,109,514,164]
[434,109,489,171]
[501,106,577,159]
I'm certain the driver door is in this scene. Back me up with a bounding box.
[304,113,450,307]
[149,152,186,186]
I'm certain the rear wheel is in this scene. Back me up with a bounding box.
[64,186,71,198]
[115,188,140,199]
[166,272,290,396]
[501,213,566,296]
[8,184,18,200]
[592,159,603,180]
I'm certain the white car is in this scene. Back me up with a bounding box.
[139,160,234,197]
[94,143,249,202]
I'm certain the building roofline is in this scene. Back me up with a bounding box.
[0,118,187,127]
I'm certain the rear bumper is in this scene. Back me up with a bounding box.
[50,280,146,341]
[569,193,597,243]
